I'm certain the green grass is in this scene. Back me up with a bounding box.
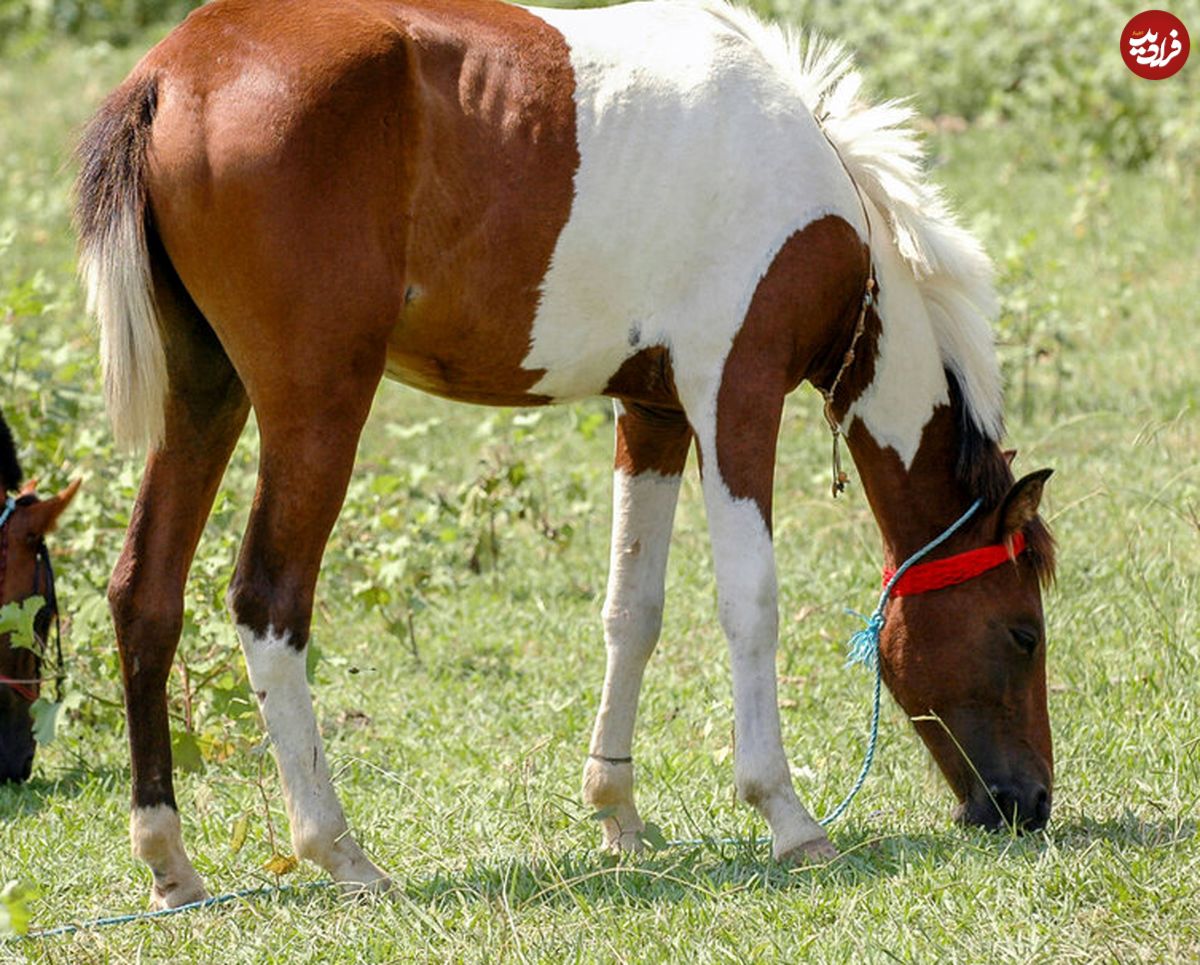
[2,11,1198,963]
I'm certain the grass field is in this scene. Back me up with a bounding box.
[2,4,1198,962]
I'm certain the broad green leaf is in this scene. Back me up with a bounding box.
[0,881,40,937]
[0,597,45,652]
[170,730,204,773]
[641,822,668,851]
[29,698,59,746]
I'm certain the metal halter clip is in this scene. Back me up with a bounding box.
[821,276,875,499]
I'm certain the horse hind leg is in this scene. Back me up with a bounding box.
[225,339,390,894]
[109,255,250,909]
[583,401,690,852]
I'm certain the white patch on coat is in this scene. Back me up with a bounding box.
[236,625,389,892]
[584,465,683,852]
[709,2,1004,441]
[523,1,865,405]
[841,200,948,465]
[130,804,207,908]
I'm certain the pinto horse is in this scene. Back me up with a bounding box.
[0,413,78,782]
[77,0,1056,907]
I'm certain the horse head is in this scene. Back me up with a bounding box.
[876,466,1056,831]
[0,416,80,783]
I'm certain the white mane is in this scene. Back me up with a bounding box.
[702,1,1005,441]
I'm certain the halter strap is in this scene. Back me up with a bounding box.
[883,532,1026,597]
[0,675,40,702]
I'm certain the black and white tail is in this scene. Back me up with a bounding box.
[75,74,167,451]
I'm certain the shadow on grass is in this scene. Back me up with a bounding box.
[400,829,965,910]
[0,762,124,817]
[1049,813,1197,848]
[397,812,1198,911]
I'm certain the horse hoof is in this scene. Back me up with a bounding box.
[149,876,209,910]
[337,875,395,900]
[776,834,839,867]
[603,830,646,855]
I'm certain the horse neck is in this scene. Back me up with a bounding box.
[843,401,987,570]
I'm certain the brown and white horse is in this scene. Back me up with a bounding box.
[0,413,78,782]
[77,0,1056,907]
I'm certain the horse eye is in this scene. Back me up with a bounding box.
[1010,626,1040,654]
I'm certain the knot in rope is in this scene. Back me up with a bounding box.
[844,607,884,671]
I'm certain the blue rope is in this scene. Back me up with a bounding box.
[7,882,333,941]
[663,499,984,850]
[818,497,983,825]
[0,496,16,529]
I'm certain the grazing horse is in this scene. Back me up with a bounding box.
[0,412,79,782]
[77,0,1056,908]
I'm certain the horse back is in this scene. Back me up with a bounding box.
[127,0,864,410]
[133,0,577,405]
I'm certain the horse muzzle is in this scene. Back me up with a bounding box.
[955,779,1051,832]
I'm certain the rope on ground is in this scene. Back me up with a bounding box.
[6,881,333,941]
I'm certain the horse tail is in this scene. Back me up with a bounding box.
[75,74,167,451]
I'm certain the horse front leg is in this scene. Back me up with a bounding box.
[583,401,690,852]
[226,357,390,894]
[688,382,838,865]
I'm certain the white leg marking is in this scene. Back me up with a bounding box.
[237,625,390,892]
[584,468,682,852]
[130,804,208,909]
[689,414,835,863]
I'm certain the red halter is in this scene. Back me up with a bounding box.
[882,532,1027,597]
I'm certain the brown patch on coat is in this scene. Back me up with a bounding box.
[612,402,692,477]
[136,0,578,412]
[844,389,1055,823]
[714,216,870,524]
[603,347,693,477]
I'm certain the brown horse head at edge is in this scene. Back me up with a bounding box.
[0,412,80,783]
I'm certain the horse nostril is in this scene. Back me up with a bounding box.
[988,784,1020,826]
[1028,785,1051,829]
[990,782,1050,830]
[975,782,1050,832]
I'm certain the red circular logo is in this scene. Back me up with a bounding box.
[1122,10,1190,79]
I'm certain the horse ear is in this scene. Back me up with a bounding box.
[0,416,20,493]
[23,479,82,536]
[1002,449,1017,467]
[997,469,1052,540]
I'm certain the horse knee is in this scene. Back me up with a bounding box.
[602,598,663,655]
